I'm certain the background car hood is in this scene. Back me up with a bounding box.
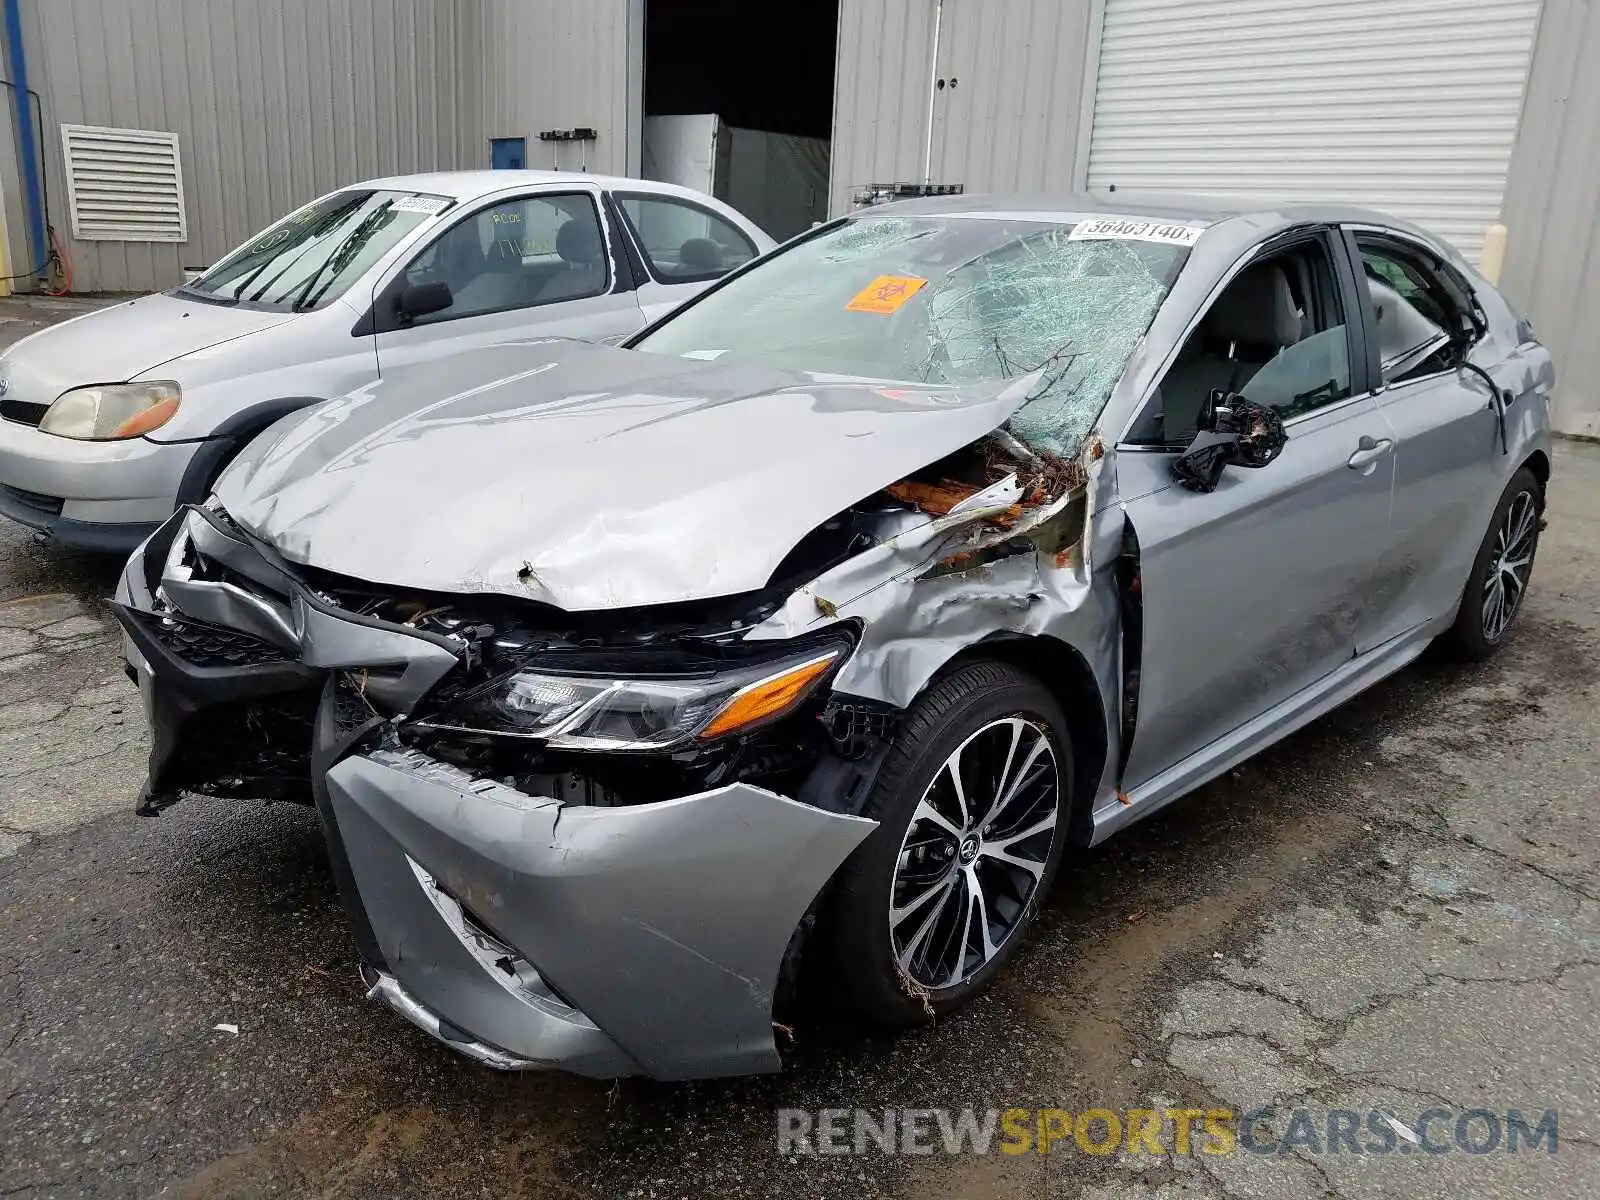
[0,293,296,405]
[217,340,1027,610]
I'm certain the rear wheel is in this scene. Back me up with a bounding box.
[1442,466,1542,660]
[824,660,1071,1026]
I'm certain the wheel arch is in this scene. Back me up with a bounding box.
[1521,448,1551,497]
[941,633,1110,843]
[173,395,328,505]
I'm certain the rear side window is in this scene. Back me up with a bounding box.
[1354,237,1470,384]
[616,193,758,283]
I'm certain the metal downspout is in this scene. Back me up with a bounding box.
[2,0,45,284]
[922,0,944,185]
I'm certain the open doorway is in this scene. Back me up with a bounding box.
[643,0,838,241]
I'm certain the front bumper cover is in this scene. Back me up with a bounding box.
[115,507,877,1080]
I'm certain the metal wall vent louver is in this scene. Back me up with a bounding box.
[61,124,187,242]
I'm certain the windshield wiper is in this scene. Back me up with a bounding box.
[291,202,395,312]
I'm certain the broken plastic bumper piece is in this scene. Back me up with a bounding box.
[327,747,873,1079]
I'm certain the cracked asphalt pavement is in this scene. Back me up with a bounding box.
[0,298,1596,1198]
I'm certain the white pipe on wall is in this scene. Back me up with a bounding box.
[922,0,944,185]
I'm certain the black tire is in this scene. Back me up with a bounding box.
[823,659,1072,1027]
[1442,466,1543,661]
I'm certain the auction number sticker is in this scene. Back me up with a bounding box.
[846,275,929,314]
[392,194,453,215]
[1067,218,1204,246]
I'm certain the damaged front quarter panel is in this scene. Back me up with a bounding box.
[744,433,1124,802]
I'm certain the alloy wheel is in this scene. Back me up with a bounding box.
[889,716,1061,989]
[1482,489,1538,643]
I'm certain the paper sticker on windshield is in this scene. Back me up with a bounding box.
[846,275,928,314]
[1067,218,1203,246]
[392,195,452,215]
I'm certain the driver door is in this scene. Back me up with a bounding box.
[1115,228,1395,791]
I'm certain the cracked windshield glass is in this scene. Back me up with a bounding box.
[633,215,1189,455]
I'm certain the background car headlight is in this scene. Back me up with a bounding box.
[39,382,181,440]
[423,645,846,751]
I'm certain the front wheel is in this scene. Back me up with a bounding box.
[823,660,1071,1026]
[1442,466,1543,660]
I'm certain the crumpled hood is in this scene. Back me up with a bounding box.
[217,339,1027,610]
[0,292,296,405]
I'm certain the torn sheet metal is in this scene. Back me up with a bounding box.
[328,747,876,1079]
[745,448,1122,775]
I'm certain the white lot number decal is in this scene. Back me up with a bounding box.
[392,195,452,215]
[1067,217,1204,247]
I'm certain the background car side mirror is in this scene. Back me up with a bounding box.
[395,281,453,324]
[1172,393,1288,493]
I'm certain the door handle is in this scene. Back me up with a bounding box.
[1347,436,1394,470]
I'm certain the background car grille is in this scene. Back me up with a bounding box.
[127,608,290,668]
[0,398,49,426]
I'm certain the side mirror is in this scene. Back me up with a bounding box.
[395,281,453,324]
[1172,393,1288,493]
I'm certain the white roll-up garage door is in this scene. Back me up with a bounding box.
[1084,0,1540,263]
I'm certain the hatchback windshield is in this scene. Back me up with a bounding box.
[181,190,452,312]
[632,215,1189,455]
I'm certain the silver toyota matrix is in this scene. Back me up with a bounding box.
[114,193,1554,1080]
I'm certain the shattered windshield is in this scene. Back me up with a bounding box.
[632,214,1190,455]
[179,190,452,311]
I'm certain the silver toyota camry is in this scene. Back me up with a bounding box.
[114,193,1554,1080]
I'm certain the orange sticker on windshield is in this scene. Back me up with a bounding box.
[846,275,928,314]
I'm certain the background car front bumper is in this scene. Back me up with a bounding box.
[0,417,202,549]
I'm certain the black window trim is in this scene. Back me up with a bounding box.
[1120,224,1372,450]
[352,187,618,337]
[611,189,759,287]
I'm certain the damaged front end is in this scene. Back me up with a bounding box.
[114,504,884,1079]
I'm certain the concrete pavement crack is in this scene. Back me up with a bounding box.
[0,739,139,782]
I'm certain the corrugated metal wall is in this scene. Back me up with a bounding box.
[480,0,642,178]
[9,0,479,293]
[828,0,1095,216]
[1083,0,1540,265]
[1499,0,1600,439]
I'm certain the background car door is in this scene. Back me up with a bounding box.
[369,189,645,374]
[1116,228,1394,791]
[1345,229,1502,649]
[611,190,762,323]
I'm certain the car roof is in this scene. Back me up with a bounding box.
[863,189,1433,240]
[349,170,712,204]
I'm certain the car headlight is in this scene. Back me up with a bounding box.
[39,381,182,440]
[420,644,847,752]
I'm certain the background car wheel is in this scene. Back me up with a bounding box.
[824,659,1072,1027]
[1442,466,1543,661]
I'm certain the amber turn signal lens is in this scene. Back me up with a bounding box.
[109,397,180,439]
[697,652,839,741]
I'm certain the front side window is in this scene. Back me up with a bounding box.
[617,193,758,282]
[399,192,610,325]
[1132,236,1353,446]
[1355,237,1467,384]
[183,190,451,311]
[633,215,1188,456]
